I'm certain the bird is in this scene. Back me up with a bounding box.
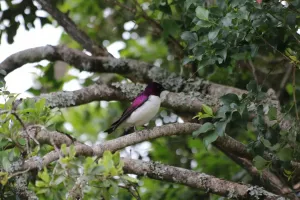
[105,82,165,134]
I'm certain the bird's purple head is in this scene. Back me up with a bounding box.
[144,82,164,96]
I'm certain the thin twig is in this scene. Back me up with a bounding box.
[118,184,141,200]
[8,168,30,180]
[292,65,299,120]
[260,36,291,62]
[35,0,110,56]
[277,64,293,98]
[11,111,40,147]
[10,112,31,154]
[111,0,136,13]
[248,59,259,83]
[131,0,184,58]
[262,68,274,86]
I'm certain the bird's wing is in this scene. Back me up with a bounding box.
[105,94,149,133]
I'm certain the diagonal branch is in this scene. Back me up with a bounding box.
[13,124,282,199]
[29,81,289,132]
[122,158,280,200]
[34,0,110,56]
[111,0,184,58]
[16,123,295,198]
[219,148,296,199]
[0,45,246,96]
[33,82,215,115]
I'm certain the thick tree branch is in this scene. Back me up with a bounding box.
[122,158,280,200]
[0,45,246,96]
[34,82,215,115]
[24,120,298,197]
[34,0,109,56]
[3,45,286,126]
[16,123,293,198]
[1,45,286,126]
[221,150,296,199]
[31,81,288,131]
[15,124,282,199]
[25,123,249,161]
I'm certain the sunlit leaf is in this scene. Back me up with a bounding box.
[0,172,8,185]
[202,104,213,116]
[195,6,209,20]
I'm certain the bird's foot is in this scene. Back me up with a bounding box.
[122,127,135,135]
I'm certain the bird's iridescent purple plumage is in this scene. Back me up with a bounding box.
[105,82,164,134]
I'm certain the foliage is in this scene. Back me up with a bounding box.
[1,0,300,199]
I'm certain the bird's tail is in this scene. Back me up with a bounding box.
[104,126,118,134]
[105,118,124,134]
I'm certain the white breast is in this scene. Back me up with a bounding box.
[125,95,161,126]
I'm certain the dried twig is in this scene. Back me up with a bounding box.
[292,65,299,120]
[35,0,110,56]
[248,59,259,83]
[277,64,293,98]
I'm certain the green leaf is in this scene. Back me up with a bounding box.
[181,31,198,49]
[192,122,214,138]
[277,148,293,161]
[268,106,277,121]
[122,175,139,183]
[261,139,271,148]
[103,150,113,160]
[182,57,195,65]
[158,4,172,15]
[38,167,50,183]
[53,176,65,186]
[196,6,209,20]
[250,140,265,155]
[35,98,46,111]
[220,94,240,105]
[110,167,118,176]
[1,156,10,171]
[203,130,218,149]
[202,104,213,116]
[193,112,213,119]
[184,0,196,10]
[108,181,119,195]
[69,145,76,158]
[214,121,227,136]
[0,172,8,185]
[221,14,233,27]
[161,19,179,37]
[216,105,230,119]
[269,143,280,151]
[36,188,48,194]
[61,143,67,155]
[112,151,120,166]
[216,48,227,60]
[246,81,258,93]
[102,151,114,175]
[194,20,212,28]
[36,180,47,187]
[208,28,220,41]
[253,155,269,170]
[18,138,26,146]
